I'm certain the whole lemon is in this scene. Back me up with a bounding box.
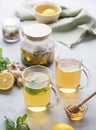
[42,9,56,16]
[52,123,74,130]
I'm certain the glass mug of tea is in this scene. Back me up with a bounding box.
[22,65,59,112]
[55,48,90,93]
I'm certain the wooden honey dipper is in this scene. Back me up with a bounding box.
[66,92,96,114]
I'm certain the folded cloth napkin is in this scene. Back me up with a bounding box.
[15,0,96,47]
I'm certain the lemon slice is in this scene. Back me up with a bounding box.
[52,123,74,130]
[26,72,49,84]
[0,72,14,90]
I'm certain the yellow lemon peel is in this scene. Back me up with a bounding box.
[42,9,56,16]
[52,123,74,130]
[0,72,14,90]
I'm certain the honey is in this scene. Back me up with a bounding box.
[65,104,87,121]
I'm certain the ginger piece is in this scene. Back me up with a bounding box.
[17,77,23,87]
[7,64,25,87]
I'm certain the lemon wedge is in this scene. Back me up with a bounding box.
[42,9,56,16]
[52,123,74,130]
[0,72,14,90]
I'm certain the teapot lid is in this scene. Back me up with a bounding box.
[23,23,52,41]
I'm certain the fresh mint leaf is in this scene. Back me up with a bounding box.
[0,48,2,57]
[25,86,48,95]
[5,116,15,130]
[0,48,10,71]
[16,114,27,125]
[0,48,20,71]
[16,117,23,125]
[16,123,30,130]
[22,114,27,122]
[4,58,10,64]
[5,114,30,130]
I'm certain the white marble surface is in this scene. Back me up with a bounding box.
[0,0,96,130]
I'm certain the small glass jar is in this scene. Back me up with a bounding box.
[21,23,55,66]
[2,17,20,43]
[64,101,88,121]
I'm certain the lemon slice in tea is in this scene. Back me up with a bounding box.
[0,72,14,90]
[25,72,50,95]
[26,72,49,84]
[52,123,74,130]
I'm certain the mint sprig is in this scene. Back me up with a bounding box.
[0,48,10,71]
[5,114,30,130]
[25,86,48,95]
[5,117,15,130]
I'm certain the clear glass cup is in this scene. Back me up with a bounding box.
[22,65,59,112]
[2,17,20,43]
[55,47,90,93]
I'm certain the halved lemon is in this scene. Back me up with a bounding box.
[0,72,14,90]
[52,123,74,130]
[42,9,56,16]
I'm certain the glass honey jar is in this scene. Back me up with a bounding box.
[64,101,88,121]
[21,23,55,66]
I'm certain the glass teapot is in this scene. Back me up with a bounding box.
[21,23,55,66]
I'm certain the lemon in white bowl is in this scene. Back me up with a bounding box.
[42,8,57,16]
[33,3,62,24]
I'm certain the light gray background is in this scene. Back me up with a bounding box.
[0,0,96,130]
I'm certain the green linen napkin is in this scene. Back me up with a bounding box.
[15,0,96,47]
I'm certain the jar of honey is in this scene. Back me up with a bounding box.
[21,23,55,66]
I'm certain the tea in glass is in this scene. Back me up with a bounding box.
[56,59,81,93]
[22,65,59,112]
[23,72,51,111]
[55,47,90,93]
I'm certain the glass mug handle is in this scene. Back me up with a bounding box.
[47,82,59,109]
[78,64,90,89]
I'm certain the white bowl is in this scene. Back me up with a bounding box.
[33,3,62,24]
